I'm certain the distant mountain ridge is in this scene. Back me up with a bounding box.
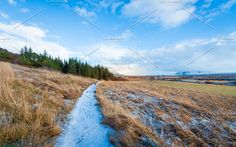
[0,47,21,63]
[176,71,236,77]
[176,71,209,76]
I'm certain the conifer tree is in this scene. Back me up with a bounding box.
[16,46,114,80]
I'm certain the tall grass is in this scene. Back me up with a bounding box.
[0,62,58,145]
[0,62,15,103]
[97,81,236,146]
[0,62,95,145]
[96,82,166,146]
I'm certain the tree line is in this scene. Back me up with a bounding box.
[19,46,114,80]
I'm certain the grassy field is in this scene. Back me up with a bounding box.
[97,80,236,146]
[1,62,235,146]
[97,83,165,146]
[0,62,95,146]
[154,80,236,97]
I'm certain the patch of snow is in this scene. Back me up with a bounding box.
[63,99,74,107]
[33,94,42,100]
[104,88,235,146]
[227,121,236,132]
[56,84,113,147]
[161,114,170,121]
[32,104,39,111]
[0,112,12,126]
[176,121,189,130]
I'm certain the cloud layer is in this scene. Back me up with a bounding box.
[0,22,73,58]
[122,0,197,28]
[82,32,236,75]
[1,20,235,75]
[1,1,236,75]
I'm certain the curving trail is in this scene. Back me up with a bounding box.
[56,83,113,147]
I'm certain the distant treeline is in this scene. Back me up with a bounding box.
[0,46,114,80]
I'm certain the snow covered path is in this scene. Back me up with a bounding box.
[56,84,113,147]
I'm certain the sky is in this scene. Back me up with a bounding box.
[0,0,236,75]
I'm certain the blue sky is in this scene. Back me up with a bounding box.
[0,0,236,75]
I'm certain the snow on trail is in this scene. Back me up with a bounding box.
[56,84,113,147]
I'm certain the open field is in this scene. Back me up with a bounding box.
[0,62,95,146]
[126,73,236,87]
[1,62,236,146]
[97,80,236,146]
[148,80,236,97]
[1,1,236,146]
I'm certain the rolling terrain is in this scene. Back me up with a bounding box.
[0,62,95,146]
[97,80,236,146]
[126,73,236,86]
[1,0,236,146]
[1,61,236,146]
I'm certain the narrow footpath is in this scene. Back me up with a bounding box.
[56,83,113,147]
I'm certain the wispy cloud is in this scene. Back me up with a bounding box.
[0,0,235,75]
[0,11,9,19]
[20,8,30,13]
[199,0,236,21]
[74,6,96,19]
[122,0,197,28]
[80,31,236,75]
[202,0,212,8]
[0,22,73,58]
[222,0,236,10]
[8,0,16,5]
[111,1,124,13]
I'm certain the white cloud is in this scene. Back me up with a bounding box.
[222,0,236,10]
[122,0,197,28]
[0,22,73,58]
[0,23,46,40]
[202,0,236,21]
[1,20,235,75]
[202,0,212,8]
[111,1,124,13]
[20,8,30,13]
[229,31,236,39]
[0,11,9,19]
[74,6,96,19]
[77,43,151,75]
[103,29,133,41]
[8,0,16,5]
[80,31,236,75]
[145,32,236,74]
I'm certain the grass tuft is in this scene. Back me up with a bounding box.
[0,62,95,145]
[97,80,236,146]
[96,82,167,146]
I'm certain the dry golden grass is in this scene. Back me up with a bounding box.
[97,80,236,146]
[0,62,95,146]
[106,81,236,116]
[97,82,166,147]
[155,80,236,97]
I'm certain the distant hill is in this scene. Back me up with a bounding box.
[176,71,208,76]
[0,47,21,64]
[176,71,236,79]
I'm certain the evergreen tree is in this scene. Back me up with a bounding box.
[17,46,114,80]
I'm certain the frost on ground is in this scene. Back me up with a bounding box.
[56,84,113,147]
[103,88,236,146]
